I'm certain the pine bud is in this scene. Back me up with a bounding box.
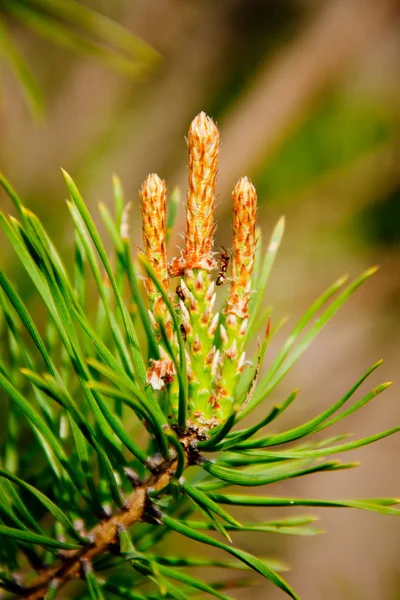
[192,335,202,354]
[225,176,257,320]
[207,313,219,337]
[146,359,176,391]
[220,324,228,345]
[205,280,215,302]
[237,351,246,372]
[225,339,238,361]
[170,113,219,275]
[211,349,220,376]
[140,173,169,314]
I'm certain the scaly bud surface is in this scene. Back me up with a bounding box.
[146,359,176,391]
[140,174,169,319]
[217,177,258,415]
[168,113,222,427]
[169,112,219,276]
[141,173,177,404]
[225,177,257,321]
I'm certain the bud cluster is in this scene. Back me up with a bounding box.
[139,112,258,430]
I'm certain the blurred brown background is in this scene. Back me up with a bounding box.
[1,0,400,598]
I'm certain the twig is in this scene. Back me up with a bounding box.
[19,436,196,600]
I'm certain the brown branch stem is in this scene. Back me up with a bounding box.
[18,439,192,600]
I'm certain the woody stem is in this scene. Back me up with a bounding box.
[18,437,197,600]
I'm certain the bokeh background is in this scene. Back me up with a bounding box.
[1,0,400,598]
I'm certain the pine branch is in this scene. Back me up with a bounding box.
[0,112,398,600]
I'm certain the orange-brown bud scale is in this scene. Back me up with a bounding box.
[146,359,176,391]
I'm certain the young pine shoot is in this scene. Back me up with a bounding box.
[0,112,398,600]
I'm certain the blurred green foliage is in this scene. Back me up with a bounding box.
[255,93,393,202]
[0,0,159,117]
[359,186,400,247]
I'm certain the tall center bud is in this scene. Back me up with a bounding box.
[169,112,220,428]
[185,111,219,272]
